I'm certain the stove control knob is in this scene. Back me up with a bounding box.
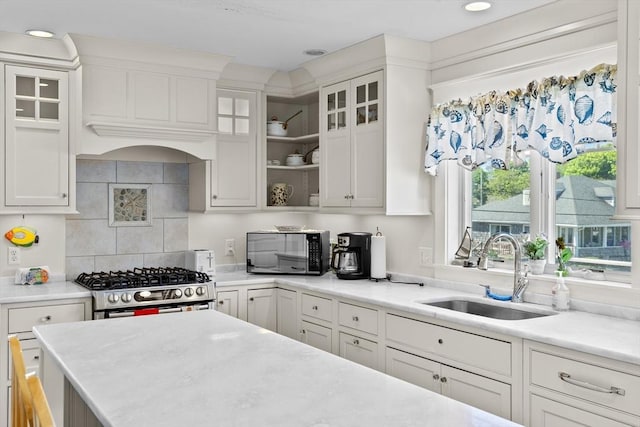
[196,286,205,296]
[121,293,132,303]
[184,287,194,297]
[174,289,183,298]
[107,294,119,304]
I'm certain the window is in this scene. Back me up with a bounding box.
[470,143,632,275]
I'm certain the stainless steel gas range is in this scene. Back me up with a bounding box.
[74,267,215,319]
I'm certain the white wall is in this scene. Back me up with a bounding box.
[0,215,66,277]
[188,212,433,275]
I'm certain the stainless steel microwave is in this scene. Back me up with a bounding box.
[246,230,330,275]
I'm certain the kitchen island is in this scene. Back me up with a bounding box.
[34,309,520,427]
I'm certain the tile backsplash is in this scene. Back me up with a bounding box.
[65,160,189,279]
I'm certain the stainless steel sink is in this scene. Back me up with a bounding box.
[421,299,556,320]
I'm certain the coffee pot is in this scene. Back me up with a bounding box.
[331,232,372,279]
[270,183,294,206]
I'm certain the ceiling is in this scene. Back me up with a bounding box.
[3,0,557,71]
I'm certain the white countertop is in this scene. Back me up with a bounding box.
[0,280,90,304]
[34,309,520,427]
[216,271,640,365]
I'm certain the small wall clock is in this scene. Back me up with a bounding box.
[109,183,152,227]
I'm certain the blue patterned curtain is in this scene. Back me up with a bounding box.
[425,64,617,175]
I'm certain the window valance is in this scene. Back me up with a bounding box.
[424,64,617,175]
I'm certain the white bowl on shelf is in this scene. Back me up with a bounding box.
[286,154,304,166]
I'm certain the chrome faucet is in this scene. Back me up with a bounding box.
[478,233,529,303]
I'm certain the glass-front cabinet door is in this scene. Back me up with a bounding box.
[326,85,348,132]
[4,65,69,206]
[211,89,257,207]
[320,70,384,209]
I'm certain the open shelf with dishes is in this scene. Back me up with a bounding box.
[266,92,319,208]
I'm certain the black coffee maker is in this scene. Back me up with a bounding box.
[331,232,372,279]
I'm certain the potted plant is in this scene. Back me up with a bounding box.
[524,235,549,274]
[555,237,573,276]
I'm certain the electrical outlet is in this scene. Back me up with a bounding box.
[8,247,20,265]
[418,247,432,266]
[224,239,235,256]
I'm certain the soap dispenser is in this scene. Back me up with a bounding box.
[552,271,570,311]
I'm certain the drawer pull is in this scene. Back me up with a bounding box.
[352,315,359,322]
[353,339,360,345]
[558,372,626,396]
[432,374,440,381]
[312,305,318,310]
[440,377,447,383]
[33,355,40,360]
[437,338,443,344]
[40,315,52,322]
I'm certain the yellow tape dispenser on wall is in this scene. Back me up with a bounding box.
[4,226,39,247]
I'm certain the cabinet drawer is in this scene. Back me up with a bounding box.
[8,303,86,334]
[386,314,511,377]
[338,302,377,335]
[339,332,378,370]
[301,294,332,322]
[530,350,640,416]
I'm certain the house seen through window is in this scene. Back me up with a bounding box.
[470,144,631,273]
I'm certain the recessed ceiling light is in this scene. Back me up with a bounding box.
[464,1,492,12]
[25,29,55,38]
[303,49,327,57]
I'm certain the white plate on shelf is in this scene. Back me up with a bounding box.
[274,225,305,232]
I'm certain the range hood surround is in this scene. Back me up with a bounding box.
[71,34,232,160]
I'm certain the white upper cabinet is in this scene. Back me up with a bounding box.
[3,65,70,208]
[321,71,384,209]
[616,0,640,217]
[309,35,431,215]
[70,34,231,159]
[189,88,258,211]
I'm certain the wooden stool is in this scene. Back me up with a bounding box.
[26,373,55,427]
[8,335,34,427]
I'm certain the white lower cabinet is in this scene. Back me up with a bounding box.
[1,299,91,427]
[524,340,640,427]
[530,394,635,427]
[276,288,299,340]
[339,332,378,370]
[246,288,277,332]
[216,290,239,318]
[386,347,511,419]
[300,320,332,353]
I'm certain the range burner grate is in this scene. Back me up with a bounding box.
[75,267,211,291]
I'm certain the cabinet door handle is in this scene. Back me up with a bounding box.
[432,374,440,381]
[33,355,40,361]
[300,329,306,335]
[352,315,359,321]
[437,338,443,344]
[558,372,626,396]
[218,300,224,305]
[40,315,52,322]
[212,195,218,200]
[249,297,254,302]
[352,339,359,345]
[312,305,318,310]
[440,377,447,383]
[62,193,67,199]
[344,195,349,199]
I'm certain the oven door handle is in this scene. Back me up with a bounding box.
[104,304,211,319]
